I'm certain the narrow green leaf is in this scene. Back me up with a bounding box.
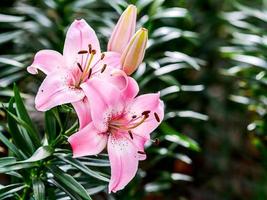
[160,122,200,152]
[57,156,109,182]
[0,157,16,167]
[13,84,40,147]
[0,162,37,173]
[0,183,26,199]
[48,166,92,200]
[18,146,53,163]
[45,110,57,144]
[33,179,45,200]
[0,132,24,159]
[8,97,34,154]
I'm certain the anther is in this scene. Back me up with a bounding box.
[132,115,137,119]
[128,130,133,139]
[101,64,107,73]
[154,138,160,145]
[91,49,96,54]
[101,53,105,60]
[88,68,92,79]
[77,63,83,72]
[78,50,88,54]
[142,110,151,116]
[154,112,160,122]
[88,44,92,53]
[137,151,146,154]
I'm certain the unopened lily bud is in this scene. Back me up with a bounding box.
[108,5,137,53]
[121,28,148,75]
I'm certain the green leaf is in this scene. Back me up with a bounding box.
[7,97,34,154]
[0,132,24,159]
[45,110,57,144]
[48,166,92,200]
[160,122,200,152]
[0,14,25,23]
[57,156,109,182]
[13,84,40,147]
[0,183,26,199]
[33,179,45,200]
[0,157,16,167]
[19,146,53,163]
[0,162,37,174]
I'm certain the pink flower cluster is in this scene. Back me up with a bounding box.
[28,5,164,193]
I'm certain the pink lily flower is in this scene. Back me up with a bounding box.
[68,78,164,193]
[108,5,148,75]
[27,19,135,128]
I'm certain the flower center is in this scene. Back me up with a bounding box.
[75,44,107,87]
[108,110,160,139]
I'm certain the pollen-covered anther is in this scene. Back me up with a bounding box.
[91,49,96,55]
[154,138,160,145]
[77,63,83,72]
[154,112,160,122]
[137,151,146,154]
[88,44,92,53]
[142,110,151,118]
[78,50,88,54]
[88,68,92,79]
[101,53,105,60]
[101,64,107,73]
[128,130,133,139]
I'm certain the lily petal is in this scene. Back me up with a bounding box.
[107,69,139,100]
[27,50,64,75]
[121,28,148,75]
[108,132,139,193]
[72,97,91,129]
[68,122,108,158]
[108,5,137,53]
[63,19,101,68]
[81,78,124,132]
[128,93,164,139]
[35,71,84,111]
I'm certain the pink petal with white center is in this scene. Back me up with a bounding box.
[107,132,140,193]
[128,93,164,139]
[80,78,124,132]
[72,97,91,129]
[35,71,84,111]
[63,19,101,68]
[27,50,65,75]
[68,122,108,158]
[108,5,137,54]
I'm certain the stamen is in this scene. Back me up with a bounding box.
[142,110,151,116]
[78,50,88,54]
[88,44,92,54]
[91,49,96,54]
[154,112,160,122]
[154,138,160,145]
[88,68,92,79]
[101,53,105,60]
[101,64,107,73]
[128,130,133,139]
[77,63,83,72]
[137,151,146,154]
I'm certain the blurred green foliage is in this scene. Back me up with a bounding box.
[0,0,266,199]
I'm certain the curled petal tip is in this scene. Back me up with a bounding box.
[108,5,137,53]
[121,28,148,75]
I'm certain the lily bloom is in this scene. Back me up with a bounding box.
[28,19,134,128]
[108,5,148,75]
[68,78,164,193]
